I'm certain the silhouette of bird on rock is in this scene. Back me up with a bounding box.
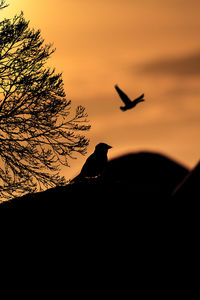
[72,143,112,183]
[115,84,145,111]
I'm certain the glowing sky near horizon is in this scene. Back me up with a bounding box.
[2,0,200,179]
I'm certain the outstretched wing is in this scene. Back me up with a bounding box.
[115,85,131,106]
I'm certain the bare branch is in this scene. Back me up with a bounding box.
[0,0,8,10]
[0,12,90,200]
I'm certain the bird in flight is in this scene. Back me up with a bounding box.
[114,84,145,111]
[71,143,112,183]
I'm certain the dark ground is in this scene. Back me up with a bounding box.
[1,151,199,209]
[1,152,199,288]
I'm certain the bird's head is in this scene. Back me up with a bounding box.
[95,143,112,153]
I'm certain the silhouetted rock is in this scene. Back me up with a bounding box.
[0,151,190,208]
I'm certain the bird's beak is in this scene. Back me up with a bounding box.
[107,145,112,149]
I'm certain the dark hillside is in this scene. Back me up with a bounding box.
[104,151,189,197]
[172,161,200,199]
[0,151,190,209]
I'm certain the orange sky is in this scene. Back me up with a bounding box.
[2,0,200,179]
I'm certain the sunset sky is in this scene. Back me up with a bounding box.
[2,0,200,179]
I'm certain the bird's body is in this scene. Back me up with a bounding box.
[72,143,112,182]
[115,85,145,111]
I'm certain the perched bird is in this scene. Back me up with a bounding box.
[72,143,112,182]
[115,84,145,111]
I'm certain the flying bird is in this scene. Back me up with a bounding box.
[115,84,145,111]
[71,143,112,182]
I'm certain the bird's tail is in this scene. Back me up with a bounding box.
[136,93,145,101]
[137,98,145,103]
[136,99,145,104]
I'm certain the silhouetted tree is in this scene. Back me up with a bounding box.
[0,9,90,200]
[0,0,8,10]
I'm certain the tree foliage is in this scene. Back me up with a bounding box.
[0,10,90,200]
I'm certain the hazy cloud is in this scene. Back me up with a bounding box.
[166,86,200,97]
[140,51,200,77]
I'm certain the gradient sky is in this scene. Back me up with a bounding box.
[2,0,200,179]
